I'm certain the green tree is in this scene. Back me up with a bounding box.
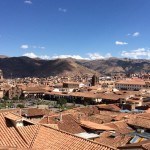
[12,96,18,100]
[3,96,9,100]
[16,104,24,108]
[57,98,67,110]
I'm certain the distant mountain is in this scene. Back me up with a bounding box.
[0,56,149,78]
[76,58,150,75]
[0,55,9,58]
[0,57,97,78]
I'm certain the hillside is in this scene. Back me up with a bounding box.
[0,57,97,78]
[0,56,150,78]
[76,58,150,75]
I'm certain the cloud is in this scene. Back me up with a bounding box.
[21,44,45,50]
[51,55,88,60]
[121,48,150,59]
[20,44,29,49]
[39,46,45,49]
[23,52,50,59]
[39,55,50,60]
[23,52,37,58]
[58,8,67,13]
[127,32,140,37]
[132,32,140,37]
[22,52,112,60]
[32,46,45,49]
[24,0,32,4]
[52,53,112,60]
[115,41,128,45]
[87,53,112,60]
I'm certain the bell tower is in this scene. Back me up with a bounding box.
[0,70,4,98]
[0,70,3,80]
[91,74,99,86]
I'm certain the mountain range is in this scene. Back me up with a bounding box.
[0,56,149,78]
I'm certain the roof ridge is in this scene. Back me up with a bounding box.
[40,124,117,149]
[28,125,41,148]
[14,125,29,146]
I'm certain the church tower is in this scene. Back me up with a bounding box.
[91,74,99,86]
[0,70,4,98]
[0,70,3,80]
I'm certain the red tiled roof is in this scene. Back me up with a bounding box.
[96,104,121,112]
[127,113,150,129]
[39,113,86,134]
[0,108,21,114]
[31,125,116,150]
[80,120,115,131]
[22,108,50,117]
[0,112,117,150]
[119,139,150,150]
[0,113,28,148]
[81,114,113,124]
[17,125,40,146]
[5,113,22,121]
[95,132,131,148]
[116,80,146,85]
[104,120,133,134]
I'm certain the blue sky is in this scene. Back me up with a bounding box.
[0,0,150,59]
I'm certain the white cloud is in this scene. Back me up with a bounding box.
[115,41,128,45]
[39,46,45,49]
[87,53,112,60]
[22,52,112,60]
[20,44,29,49]
[127,32,140,37]
[21,44,45,49]
[127,33,131,36]
[23,52,37,58]
[51,55,88,60]
[23,52,50,60]
[121,48,150,59]
[87,53,104,59]
[132,32,140,37]
[58,8,67,13]
[105,53,112,58]
[40,55,50,60]
[32,46,45,49]
[24,0,32,4]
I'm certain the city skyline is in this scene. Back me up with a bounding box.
[0,0,150,59]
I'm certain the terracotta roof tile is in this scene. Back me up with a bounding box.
[5,113,22,121]
[96,104,121,112]
[95,133,131,148]
[17,125,40,146]
[119,139,150,150]
[40,113,86,134]
[0,113,28,148]
[31,125,116,150]
[127,113,150,129]
[22,108,50,117]
[81,114,113,124]
[80,120,115,131]
[0,112,116,150]
[104,120,133,134]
